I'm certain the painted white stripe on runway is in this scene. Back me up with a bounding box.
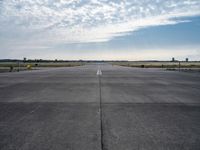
[97,68,102,76]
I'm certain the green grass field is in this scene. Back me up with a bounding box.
[112,61,200,69]
[0,61,84,73]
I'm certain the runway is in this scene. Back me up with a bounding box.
[0,64,200,150]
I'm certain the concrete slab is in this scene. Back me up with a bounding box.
[0,64,200,150]
[101,66,200,104]
[0,103,101,150]
[100,65,200,150]
[0,66,99,102]
[101,104,200,150]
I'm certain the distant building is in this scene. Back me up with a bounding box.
[23,57,27,62]
[186,58,189,62]
[172,57,175,62]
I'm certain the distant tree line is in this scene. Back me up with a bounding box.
[0,59,199,63]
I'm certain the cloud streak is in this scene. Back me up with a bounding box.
[0,0,200,44]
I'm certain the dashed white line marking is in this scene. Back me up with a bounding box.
[97,67,102,76]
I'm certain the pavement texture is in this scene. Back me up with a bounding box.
[0,64,200,150]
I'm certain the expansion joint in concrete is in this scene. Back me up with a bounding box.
[98,75,105,150]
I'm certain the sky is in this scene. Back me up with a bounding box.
[0,0,200,60]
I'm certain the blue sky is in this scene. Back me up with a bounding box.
[0,0,200,60]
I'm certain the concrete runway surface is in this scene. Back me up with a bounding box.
[0,64,200,150]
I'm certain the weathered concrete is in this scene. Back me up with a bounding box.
[0,64,200,150]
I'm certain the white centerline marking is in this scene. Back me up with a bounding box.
[97,67,102,76]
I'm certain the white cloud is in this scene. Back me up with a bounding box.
[0,0,200,44]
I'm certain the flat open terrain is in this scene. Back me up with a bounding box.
[0,61,84,73]
[112,61,200,70]
[0,64,200,150]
